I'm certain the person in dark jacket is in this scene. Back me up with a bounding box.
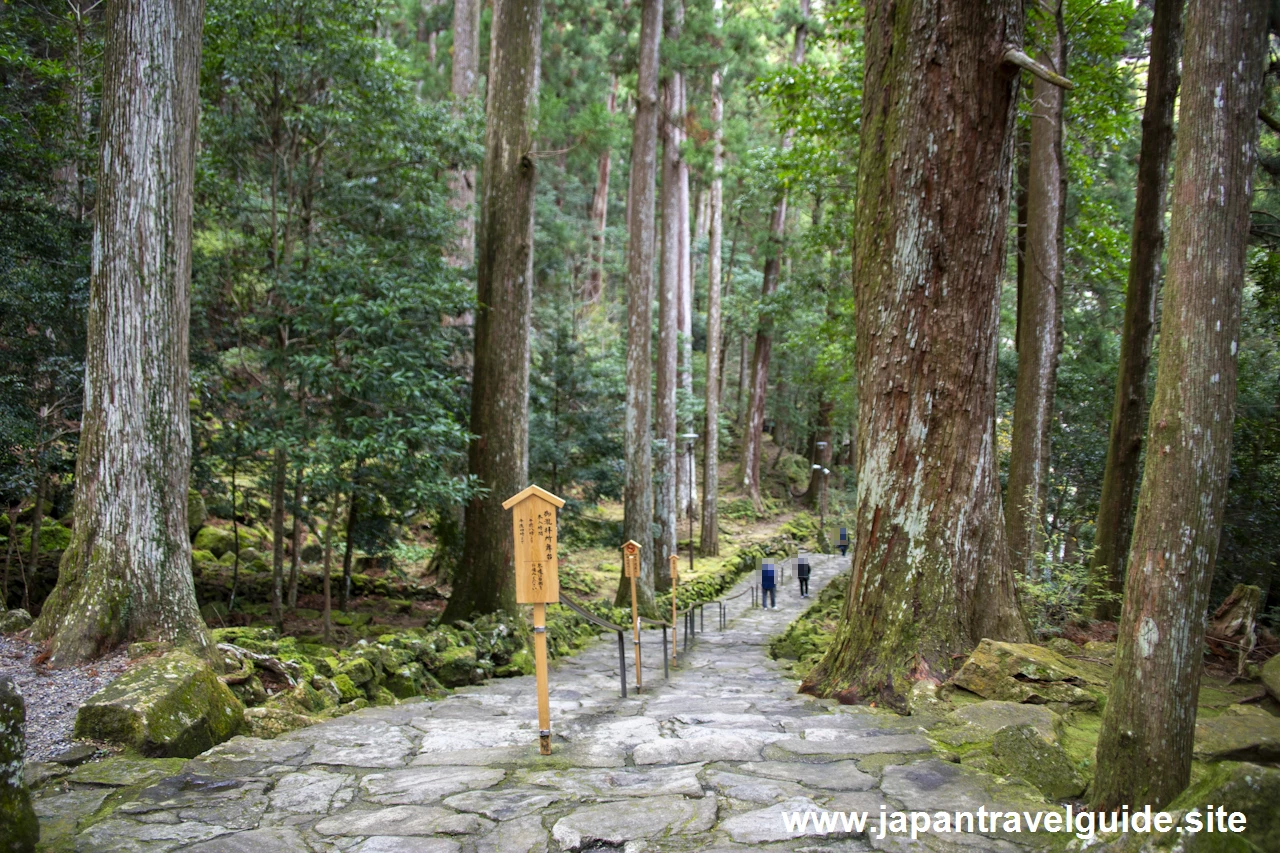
[761,562,777,609]
[796,556,812,598]
[838,527,849,557]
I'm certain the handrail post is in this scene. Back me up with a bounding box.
[700,604,705,632]
[617,630,627,698]
[662,627,669,679]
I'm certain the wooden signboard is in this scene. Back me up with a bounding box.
[621,540,642,691]
[502,484,566,755]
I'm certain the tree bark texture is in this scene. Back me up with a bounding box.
[34,0,210,666]
[801,0,1030,709]
[654,1,685,592]
[677,74,695,521]
[288,469,303,609]
[700,33,725,557]
[1005,0,1065,578]
[1092,0,1267,811]
[446,0,543,620]
[1091,0,1185,621]
[582,78,618,306]
[445,0,480,268]
[270,447,287,630]
[616,0,662,614]
[740,0,807,511]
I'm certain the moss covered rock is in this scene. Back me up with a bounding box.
[1,676,38,852]
[1262,654,1280,703]
[0,609,33,634]
[74,651,244,758]
[992,723,1084,800]
[188,489,207,539]
[193,525,238,558]
[434,644,482,687]
[332,673,363,703]
[243,707,314,739]
[338,656,375,686]
[1193,705,1280,762]
[949,639,1105,709]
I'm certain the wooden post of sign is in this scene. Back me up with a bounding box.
[622,540,642,692]
[669,554,679,665]
[502,484,567,756]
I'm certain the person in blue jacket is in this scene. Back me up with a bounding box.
[838,527,849,557]
[796,556,812,598]
[761,562,777,609]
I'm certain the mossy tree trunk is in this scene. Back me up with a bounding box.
[445,0,543,620]
[1090,0,1185,622]
[445,0,479,268]
[616,0,662,614]
[270,446,286,631]
[801,0,1030,710]
[1005,0,1065,578]
[34,0,210,666]
[1092,0,1268,811]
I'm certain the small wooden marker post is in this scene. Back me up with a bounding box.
[502,484,566,756]
[669,554,679,665]
[622,540,642,692]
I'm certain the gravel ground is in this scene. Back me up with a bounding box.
[0,633,129,761]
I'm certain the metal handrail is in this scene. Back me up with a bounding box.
[557,592,626,632]
[556,592,672,691]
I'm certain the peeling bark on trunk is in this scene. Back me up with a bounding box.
[676,74,694,522]
[1091,0,1185,621]
[700,34,725,558]
[445,0,480,269]
[270,447,287,631]
[582,78,619,306]
[33,0,210,666]
[1006,0,1065,578]
[801,0,1030,710]
[445,0,543,620]
[616,0,662,614]
[288,469,302,609]
[740,1,807,512]
[1092,0,1267,810]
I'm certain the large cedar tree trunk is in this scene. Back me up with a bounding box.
[700,25,725,558]
[445,0,480,268]
[1091,0,1184,621]
[445,0,543,619]
[582,78,618,305]
[1092,0,1267,810]
[801,0,1030,709]
[740,1,807,511]
[654,1,685,592]
[617,0,663,612]
[34,0,210,665]
[1005,0,1066,577]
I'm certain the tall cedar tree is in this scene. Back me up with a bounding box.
[34,0,211,664]
[1091,0,1184,620]
[1092,0,1268,810]
[801,0,1031,708]
[445,0,543,619]
[446,0,480,266]
[700,0,726,557]
[617,0,663,613]
[1006,0,1066,577]
[740,0,808,512]
[654,0,685,587]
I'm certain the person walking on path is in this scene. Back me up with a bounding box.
[761,561,777,609]
[797,556,811,598]
[838,527,848,557]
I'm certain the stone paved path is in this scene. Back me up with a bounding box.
[44,555,1053,852]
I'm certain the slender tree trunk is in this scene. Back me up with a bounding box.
[287,467,303,609]
[228,449,240,611]
[802,397,834,508]
[700,28,725,557]
[1006,0,1066,578]
[1092,0,1267,810]
[616,0,662,614]
[322,491,339,644]
[654,1,685,592]
[340,489,358,611]
[26,474,47,584]
[1091,0,1185,621]
[736,335,749,429]
[34,0,209,665]
[270,447,287,630]
[446,0,543,620]
[583,78,618,306]
[740,1,808,511]
[801,0,1030,709]
[676,75,694,522]
[446,0,480,268]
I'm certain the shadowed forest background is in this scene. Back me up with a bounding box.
[4,0,1280,840]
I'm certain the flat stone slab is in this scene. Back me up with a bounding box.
[360,766,506,804]
[315,805,493,837]
[444,786,563,819]
[524,764,705,799]
[880,759,1051,816]
[719,797,823,844]
[704,769,808,804]
[633,733,765,764]
[736,759,877,791]
[354,838,461,853]
[770,731,933,757]
[476,815,549,853]
[550,794,718,850]
[184,827,309,853]
[306,722,416,767]
[933,701,1061,747]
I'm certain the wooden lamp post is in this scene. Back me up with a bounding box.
[502,484,566,756]
[622,540,642,692]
